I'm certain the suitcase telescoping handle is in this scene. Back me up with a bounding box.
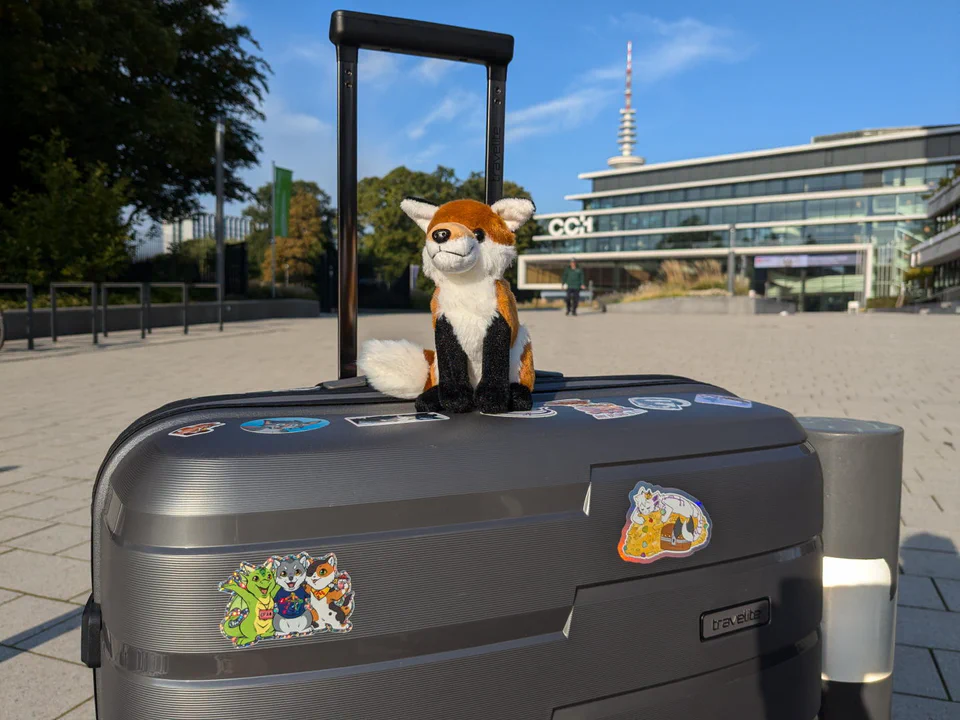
[328,10,515,378]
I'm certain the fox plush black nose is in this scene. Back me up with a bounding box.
[432,228,450,243]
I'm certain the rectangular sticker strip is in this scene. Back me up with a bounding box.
[694,394,753,409]
[345,412,449,427]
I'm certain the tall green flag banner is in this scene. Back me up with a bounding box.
[273,166,293,237]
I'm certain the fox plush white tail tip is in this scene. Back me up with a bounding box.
[358,339,429,399]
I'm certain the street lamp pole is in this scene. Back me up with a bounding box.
[215,118,226,310]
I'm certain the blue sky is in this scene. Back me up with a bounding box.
[215,0,960,216]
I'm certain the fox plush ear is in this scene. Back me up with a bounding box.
[400,197,439,232]
[491,198,536,232]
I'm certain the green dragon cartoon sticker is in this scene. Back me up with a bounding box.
[218,552,355,648]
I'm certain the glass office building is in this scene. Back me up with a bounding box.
[520,125,960,311]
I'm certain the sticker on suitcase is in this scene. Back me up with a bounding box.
[218,552,354,648]
[240,417,330,434]
[169,422,224,438]
[346,411,449,427]
[543,398,646,420]
[694,394,753,409]
[619,482,711,564]
[482,405,557,418]
[627,397,691,412]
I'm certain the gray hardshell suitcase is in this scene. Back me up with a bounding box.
[83,11,824,719]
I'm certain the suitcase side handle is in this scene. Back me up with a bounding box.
[329,10,514,379]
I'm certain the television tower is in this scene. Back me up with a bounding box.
[607,41,645,168]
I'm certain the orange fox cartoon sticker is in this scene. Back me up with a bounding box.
[169,422,224,438]
[619,482,711,564]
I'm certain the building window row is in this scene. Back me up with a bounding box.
[527,220,929,255]
[544,193,925,236]
[582,164,955,209]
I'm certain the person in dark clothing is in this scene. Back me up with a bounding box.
[561,259,585,316]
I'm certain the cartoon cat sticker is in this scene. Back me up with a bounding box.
[618,482,712,564]
[219,551,354,647]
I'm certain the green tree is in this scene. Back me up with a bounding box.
[260,187,330,284]
[0,0,270,223]
[357,166,537,288]
[244,180,334,280]
[0,135,132,285]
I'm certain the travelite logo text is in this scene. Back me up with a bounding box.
[700,598,770,640]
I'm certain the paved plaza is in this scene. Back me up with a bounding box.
[0,310,958,719]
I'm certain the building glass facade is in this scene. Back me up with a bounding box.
[520,126,960,310]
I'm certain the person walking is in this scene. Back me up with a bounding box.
[561,259,585,316]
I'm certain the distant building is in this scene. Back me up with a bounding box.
[518,46,960,311]
[161,213,255,254]
[911,173,960,301]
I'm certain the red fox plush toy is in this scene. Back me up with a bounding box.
[359,196,536,415]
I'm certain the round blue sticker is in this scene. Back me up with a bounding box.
[240,417,329,434]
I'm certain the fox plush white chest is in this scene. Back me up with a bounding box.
[359,196,536,414]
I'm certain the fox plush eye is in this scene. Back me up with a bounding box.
[474,228,485,242]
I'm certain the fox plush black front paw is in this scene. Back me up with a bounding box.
[509,383,533,411]
[475,381,511,415]
[439,383,475,413]
[415,386,442,412]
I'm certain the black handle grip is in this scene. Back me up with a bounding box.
[329,10,514,65]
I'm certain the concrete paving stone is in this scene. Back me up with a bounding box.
[0,588,21,606]
[933,649,960,704]
[44,481,94,502]
[0,516,54,543]
[58,699,96,720]
[902,492,943,518]
[55,508,93,528]
[900,575,947,610]
[9,497,88,521]
[0,490,45,513]
[0,594,82,642]
[903,529,960,553]
[0,646,93,720]
[6,475,79,495]
[58,542,91,562]
[937,579,960,613]
[893,645,949,699]
[14,620,83,665]
[898,607,960,652]
[0,550,90,601]
[67,591,89,605]
[891,693,960,720]
[7,524,90,555]
[901,548,960,581]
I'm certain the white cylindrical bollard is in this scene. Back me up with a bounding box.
[799,417,903,720]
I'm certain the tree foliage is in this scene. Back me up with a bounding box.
[259,185,332,284]
[0,0,270,223]
[357,167,537,287]
[0,134,132,285]
[245,180,334,281]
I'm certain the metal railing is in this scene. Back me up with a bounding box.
[0,283,34,350]
[50,282,97,344]
[147,282,188,334]
[191,282,224,332]
[101,283,147,339]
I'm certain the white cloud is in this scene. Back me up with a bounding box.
[507,87,614,142]
[407,89,482,140]
[408,142,447,166]
[414,58,457,85]
[265,97,330,136]
[578,14,749,87]
[359,51,400,83]
[223,0,246,24]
